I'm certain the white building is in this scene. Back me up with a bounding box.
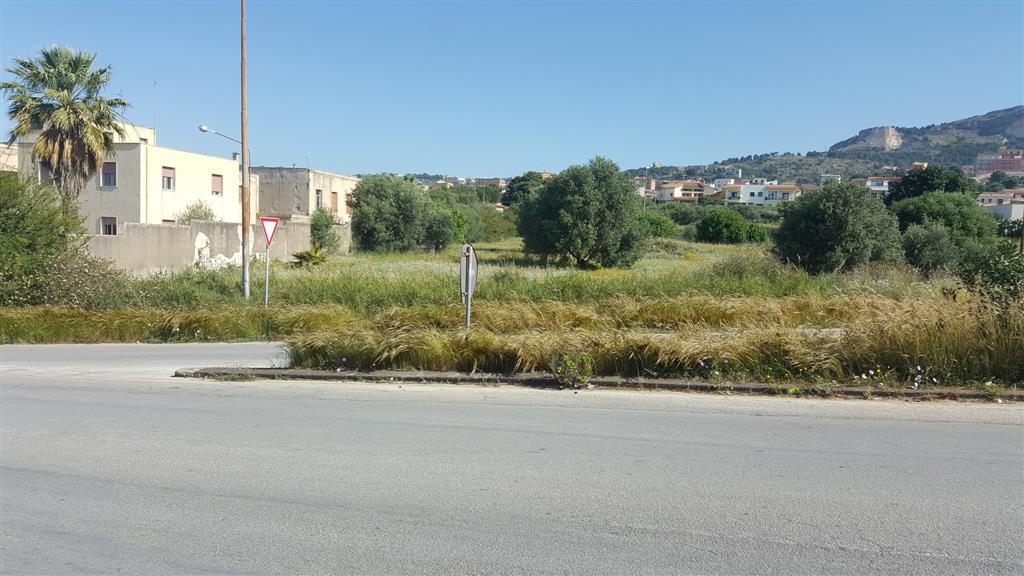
[17,124,253,234]
[723,184,801,205]
[859,176,901,201]
[654,180,715,203]
[979,189,1024,220]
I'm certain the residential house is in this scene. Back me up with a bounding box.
[723,183,801,205]
[0,143,17,172]
[16,124,253,235]
[654,180,715,203]
[251,167,358,223]
[852,176,901,200]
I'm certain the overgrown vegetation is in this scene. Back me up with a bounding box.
[309,207,340,253]
[173,200,217,224]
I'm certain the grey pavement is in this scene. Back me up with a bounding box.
[1,343,1022,575]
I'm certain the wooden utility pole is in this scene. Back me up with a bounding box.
[240,0,251,298]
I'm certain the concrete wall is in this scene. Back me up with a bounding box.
[985,203,1024,221]
[87,220,352,275]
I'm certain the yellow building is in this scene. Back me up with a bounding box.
[17,124,254,235]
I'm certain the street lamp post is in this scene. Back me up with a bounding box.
[199,124,250,298]
[240,0,251,299]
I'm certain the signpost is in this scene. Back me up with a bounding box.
[260,217,280,308]
[460,243,478,328]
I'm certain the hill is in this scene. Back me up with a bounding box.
[628,106,1024,184]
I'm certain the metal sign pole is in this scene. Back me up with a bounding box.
[264,248,270,308]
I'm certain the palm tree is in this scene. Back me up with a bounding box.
[1,47,129,199]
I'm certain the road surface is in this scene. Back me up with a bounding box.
[2,343,1022,575]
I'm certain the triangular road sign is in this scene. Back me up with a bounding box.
[260,217,280,247]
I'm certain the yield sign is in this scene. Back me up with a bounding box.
[260,217,280,247]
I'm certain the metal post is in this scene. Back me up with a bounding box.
[264,250,270,307]
[465,294,472,329]
[240,0,251,299]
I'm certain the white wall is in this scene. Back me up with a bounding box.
[143,146,242,224]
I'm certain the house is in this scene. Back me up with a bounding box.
[0,143,17,172]
[654,180,715,203]
[16,123,254,235]
[853,176,901,200]
[723,182,801,205]
[251,167,358,223]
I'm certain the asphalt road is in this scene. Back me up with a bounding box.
[2,343,1022,575]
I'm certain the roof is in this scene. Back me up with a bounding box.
[766,185,800,191]
[866,176,901,181]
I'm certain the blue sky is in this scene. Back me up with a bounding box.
[2,1,1022,177]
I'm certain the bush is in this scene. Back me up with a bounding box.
[292,245,328,268]
[641,211,680,239]
[517,157,646,268]
[958,241,1024,305]
[774,182,903,274]
[890,192,997,245]
[309,208,340,253]
[659,203,708,225]
[902,222,959,274]
[695,208,752,243]
[0,173,129,307]
[174,200,217,224]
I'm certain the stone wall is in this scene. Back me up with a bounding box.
[87,220,352,275]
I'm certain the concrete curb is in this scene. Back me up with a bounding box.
[174,367,1023,402]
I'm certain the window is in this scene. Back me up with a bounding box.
[161,167,175,190]
[101,217,117,236]
[749,192,755,198]
[101,162,117,187]
[140,137,149,145]
[315,189,323,209]
[211,174,223,196]
[331,191,339,212]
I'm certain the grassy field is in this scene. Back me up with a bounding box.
[2,239,1021,387]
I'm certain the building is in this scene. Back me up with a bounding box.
[853,176,901,200]
[16,124,251,235]
[975,148,1024,177]
[654,180,715,203]
[251,166,358,223]
[820,174,842,184]
[0,143,17,172]
[723,183,801,205]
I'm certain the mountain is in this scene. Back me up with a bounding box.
[628,106,1024,184]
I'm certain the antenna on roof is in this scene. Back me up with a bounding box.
[153,80,157,132]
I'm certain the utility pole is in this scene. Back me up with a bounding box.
[240,0,251,298]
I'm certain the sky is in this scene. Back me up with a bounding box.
[1,1,1022,177]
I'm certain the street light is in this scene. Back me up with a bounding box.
[199,121,250,298]
[198,124,241,145]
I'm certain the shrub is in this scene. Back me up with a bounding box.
[902,222,959,274]
[552,353,594,389]
[423,209,455,251]
[659,203,708,225]
[695,208,750,243]
[517,157,646,268]
[174,200,217,224]
[958,241,1024,305]
[641,211,680,239]
[292,245,328,268]
[773,182,903,274]
[890,192,997,245]
[309,208,340,253]
[0,173,129,307]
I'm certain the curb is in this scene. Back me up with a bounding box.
[174,367,1023,402]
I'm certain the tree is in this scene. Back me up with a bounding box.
[890,192,997,250]
[695,208,750,243]
[774,182,903,273]
[902,221,959,274]
[1,47,129,199]
[640,211,680,239]
[423,209,455,252]
[173,200,217,225]
[885,165,976,204]
[351,174,434,251]
[983,171,1024,192]
[309,207,340,253]
[517,157,646,268]
[503,171,546,205]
